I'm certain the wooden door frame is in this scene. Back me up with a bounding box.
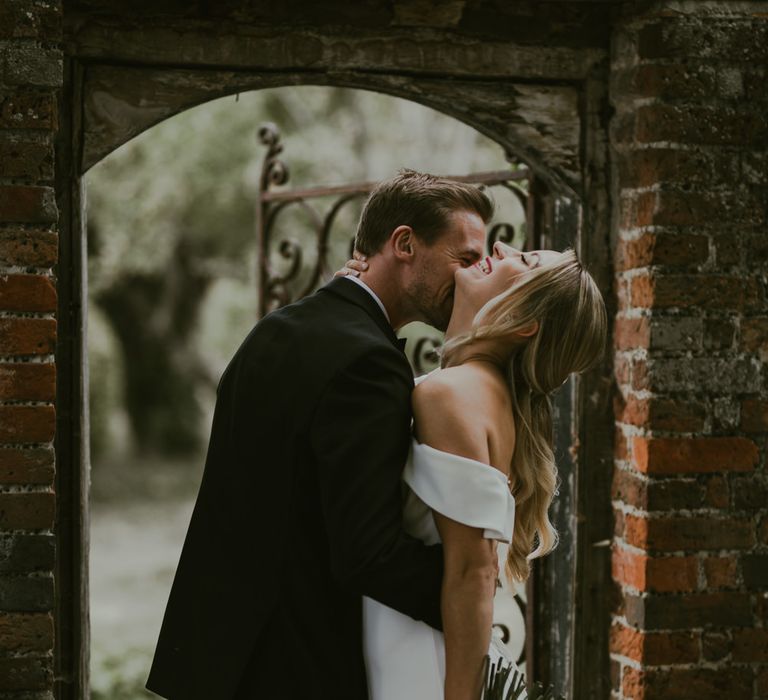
[54,42,614,699]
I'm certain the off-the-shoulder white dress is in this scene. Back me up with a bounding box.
[363,439,517,699]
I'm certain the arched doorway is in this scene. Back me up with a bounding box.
[55,29,613,699]
[84,85,535,696]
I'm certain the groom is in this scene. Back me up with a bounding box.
[146,170,492,699]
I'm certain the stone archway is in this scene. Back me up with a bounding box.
[55,13,614,699]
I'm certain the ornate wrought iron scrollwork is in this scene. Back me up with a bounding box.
[254,123,542,680]
[255,122,538,374]
[487,222,516,254]
[413,337,442,375]
[257,122,290,190]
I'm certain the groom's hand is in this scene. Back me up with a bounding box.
[334,251,368,277]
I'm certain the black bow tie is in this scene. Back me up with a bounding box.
[396,337,408,353]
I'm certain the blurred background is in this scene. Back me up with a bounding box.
[85,86,527,698]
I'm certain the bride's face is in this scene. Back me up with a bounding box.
[454,242,564,309]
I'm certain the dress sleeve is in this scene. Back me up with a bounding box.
[403,442,516,543]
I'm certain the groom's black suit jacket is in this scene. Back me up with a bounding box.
[146,278,444,699]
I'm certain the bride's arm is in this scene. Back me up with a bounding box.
[434,513,497,700]
[413,379,499,700]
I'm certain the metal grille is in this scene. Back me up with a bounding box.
[256,122,539,671]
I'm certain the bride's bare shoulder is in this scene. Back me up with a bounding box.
[413,365,497,414]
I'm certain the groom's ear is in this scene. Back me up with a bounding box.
[391,226,415,262]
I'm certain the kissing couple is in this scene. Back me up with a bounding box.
[146,170,607,700]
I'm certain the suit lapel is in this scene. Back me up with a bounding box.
[319,277,404,352]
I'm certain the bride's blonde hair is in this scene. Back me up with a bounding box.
[442,249,607,582]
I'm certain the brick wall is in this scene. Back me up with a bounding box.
[0,0,62,696]
[0,1,766,698]
[611,5,768,699]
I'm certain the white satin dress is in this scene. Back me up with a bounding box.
[362,439,517,699]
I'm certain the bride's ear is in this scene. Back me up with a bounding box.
[517,321,538,338]
[391,226,415,262]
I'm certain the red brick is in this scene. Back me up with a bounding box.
[758,668,768,697]
[701,631,731,662]
[612,545,697,593]
[646,477,705,511]
[635,591,753,629]
[625,666,752,700]
[643,631,699,666]
[0,405,55,443]
[618,146,736,189]
[703,317,736,351]
[621,666,644,699]
[0,274,56,312]
[742,554,768,590]
[616,274,630,312]
[711,233,742,266]
[630,274,654,308]
[629,63,718,100]
[609,658,620,693]
[613,545,646,590]
[620,191,656,230]
[0,492,55,530]
[0,228,57,267]
[0,448,54,485]
[0,612,52,652]
[703,556,739,589]
[614,508,625,540]
[615,428,629,462]
[631,358,649,392]
[0,657,52,691]
[741,317,768,352]
[644,516,754,552]
[617,395,648,426]
[631,274,760,311]
[759,516,768,546]
[614,353,631,386]
[0,186,57,223]
[647,399,706,432]
[610,622,644,662]
[704,475,729,509]
[614,316,649,350]
[656,190,764,227]
[632,437,758,475]
[612,468,647,509]
[732,628,768,663]
[646,556,698,593]
[0,317,56,355]
[624,513,649,549]
[0,1,61,40]
[741,400,768,432]
[0,136,53,180]
[0,363,55,401]
[615,231,709,271]
[0,92,56,130]
[732,473,768,509]
[635,104,768,147]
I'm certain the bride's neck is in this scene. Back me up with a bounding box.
[442,334,513,372]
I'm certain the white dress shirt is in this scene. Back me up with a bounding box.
[343,275,392,325]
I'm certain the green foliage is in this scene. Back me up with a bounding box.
[85,86,518,457]
[91,647,155,700]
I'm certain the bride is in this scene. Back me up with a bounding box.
[343,242,606,699]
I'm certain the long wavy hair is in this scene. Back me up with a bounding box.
[442,249,607,582]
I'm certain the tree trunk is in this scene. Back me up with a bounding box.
[94,239,213,456]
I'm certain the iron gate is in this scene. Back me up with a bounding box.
[254,122,551,679]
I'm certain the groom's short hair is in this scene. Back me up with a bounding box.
[354,170,494,255]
